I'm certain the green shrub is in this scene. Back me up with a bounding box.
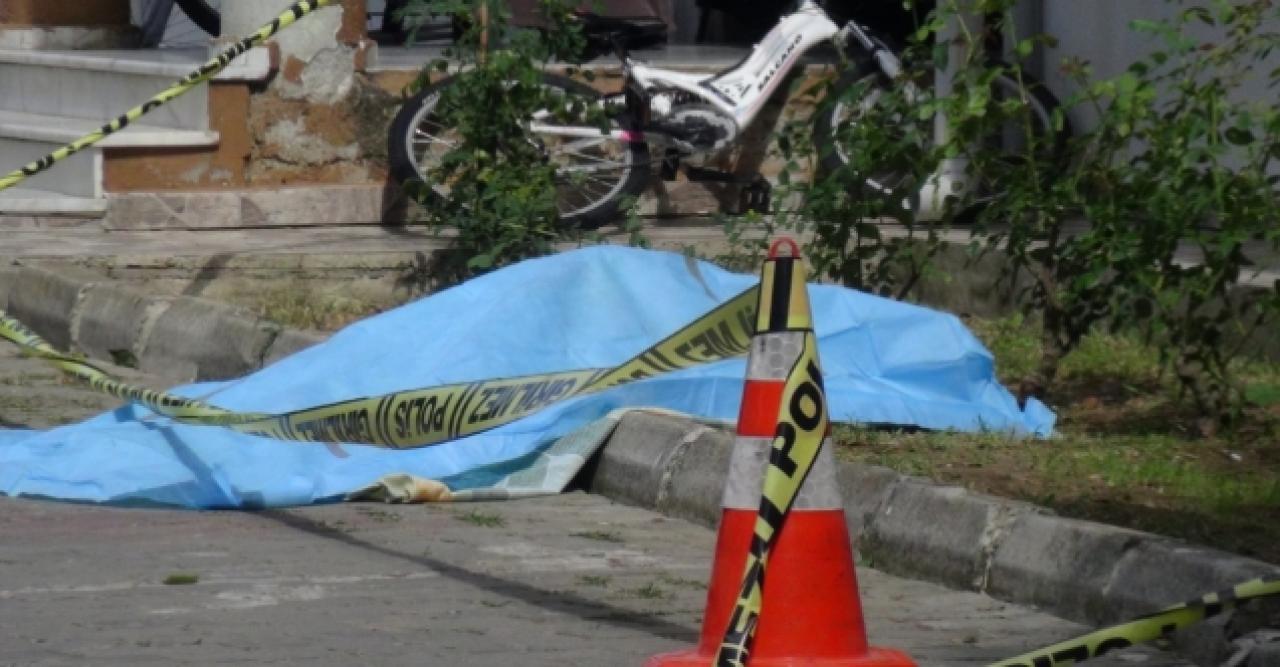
[746,0,1279,425]
[396,0,599,284]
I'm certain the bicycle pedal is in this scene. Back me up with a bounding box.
[739,176,771,214]
[660,150,681,181]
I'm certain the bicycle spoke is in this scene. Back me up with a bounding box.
[393,78,640,224]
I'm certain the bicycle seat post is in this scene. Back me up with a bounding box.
[610,33,632,65]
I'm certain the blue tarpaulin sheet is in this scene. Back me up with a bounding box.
[0,246,1054,509]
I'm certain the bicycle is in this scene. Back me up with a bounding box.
[387,0,1069,229]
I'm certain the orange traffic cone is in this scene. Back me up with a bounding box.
[647,239,915,667]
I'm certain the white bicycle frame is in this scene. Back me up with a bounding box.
[529,0,843,145]
[528,0,973,221]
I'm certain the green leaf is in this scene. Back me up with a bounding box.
[1224,127,1255,145]
[1180,7,1214,26]
[1130,19,1163,34]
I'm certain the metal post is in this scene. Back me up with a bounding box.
[916,0,981,221]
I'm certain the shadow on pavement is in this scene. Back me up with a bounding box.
[255,508,701,644]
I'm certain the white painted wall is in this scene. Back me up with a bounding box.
[1030,0,1280,133]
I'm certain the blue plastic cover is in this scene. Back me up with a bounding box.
[0,246,1054,509]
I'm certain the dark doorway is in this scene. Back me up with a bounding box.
[696,0,935,47]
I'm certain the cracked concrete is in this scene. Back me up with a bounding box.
[652,423,712,510]
[973,502,1033,593]
[261,117,360,166]
[284,46,359,104]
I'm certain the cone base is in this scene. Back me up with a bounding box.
[644,646,917,667]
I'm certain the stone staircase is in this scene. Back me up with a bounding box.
[0,47,268,218]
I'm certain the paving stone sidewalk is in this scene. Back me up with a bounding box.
[0,345,1193,666]
[0,492,1197,667]
[0,342,168,430]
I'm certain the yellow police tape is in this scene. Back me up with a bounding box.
[0,287,757,448]
[988,576,1280,667]
[0,0,336,194]
[716,251,825,666]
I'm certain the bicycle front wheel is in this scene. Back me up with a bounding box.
[816,63,1070,205]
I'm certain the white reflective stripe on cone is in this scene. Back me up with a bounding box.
[746,332,805,381]
[722,436,843,510]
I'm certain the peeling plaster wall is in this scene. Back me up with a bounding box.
[233,0,386,186]
[106,0,394,191]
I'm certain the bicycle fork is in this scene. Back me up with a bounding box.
[839,20,975,222]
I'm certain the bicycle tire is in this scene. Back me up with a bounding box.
[173,0,221,37]
[388,73,650,230]
[815,61,1071,202]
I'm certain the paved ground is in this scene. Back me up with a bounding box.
[0,492,1194,667]
[0,339,1195,667]
[3,220,1277,289]
[0,344,168,431]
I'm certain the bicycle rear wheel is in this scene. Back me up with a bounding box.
[388,73,650,230]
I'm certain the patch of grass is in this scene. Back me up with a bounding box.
[971,314,1280,412]
[570,530,624,544]
[108,349,138,369]
[836,425,1280,563]
[835,314,1280,564]
[657,574,706,590]
[242,282,382,332]
[1246,382,1280,407]
[968,314,1040,383]
[968,314,1164,395]
[577,575,611,587]
[454,510,505,528]
[162,573,199,586]
[356,507,402,523]
[1060,328,1163,386]
[620,582,669,600]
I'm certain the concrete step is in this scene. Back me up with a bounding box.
[0,111,220,203]
[0,109,220,149]
[0,48,209,130]
[0,135,101,199]
[0,110,219,149]
[0,48,238,207]
[0,25,141,50]
[0,187,107,216]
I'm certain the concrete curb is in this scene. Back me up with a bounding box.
[0,263,325,382]
[584,411,1280,667]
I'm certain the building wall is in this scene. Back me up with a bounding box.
[0,0,131,26]
[1034,0,1280,132]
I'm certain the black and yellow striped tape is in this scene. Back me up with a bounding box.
[0,0,337,193]
[0,286,757,449]
[987,576,1280,667]
[716,253,827,667]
